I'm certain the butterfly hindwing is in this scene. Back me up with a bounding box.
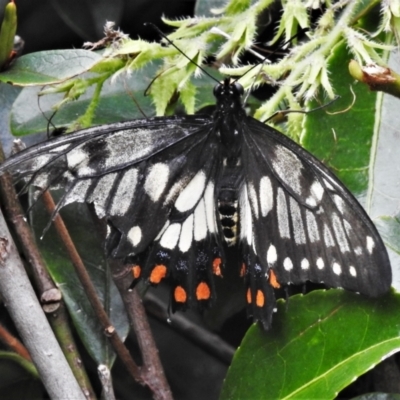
[241,117,391,299]
[129,152,223,311]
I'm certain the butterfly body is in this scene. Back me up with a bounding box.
[0,79,391,330]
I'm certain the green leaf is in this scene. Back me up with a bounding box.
[0,50,102,85]
[9,63,159,136]
[31,193,129,366]
[221,290,400,400]
[0,351,38,378]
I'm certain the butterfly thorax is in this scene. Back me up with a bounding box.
[213,79,246,161]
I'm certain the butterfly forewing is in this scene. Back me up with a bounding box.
[0,79,392,330]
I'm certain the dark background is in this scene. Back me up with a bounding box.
[3,0,197,54]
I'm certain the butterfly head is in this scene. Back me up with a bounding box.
[213,78,244,109]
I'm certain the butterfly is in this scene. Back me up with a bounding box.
[0,78,392,330]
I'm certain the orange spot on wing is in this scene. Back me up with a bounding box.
[256,290,265,307]
[174,286,187,303]
[131,265,141,279]
[246,288,252,304]
[149,264,167,284]
[269,269,280,288]
[240,263,246,277]
[196,282,211,300]
[213,257,222,276]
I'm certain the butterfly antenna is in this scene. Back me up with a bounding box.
[145,22,220,84]
[263,95,340,123]
[234,27,310,85]
[144,65,174,96]
[122,76,148,118]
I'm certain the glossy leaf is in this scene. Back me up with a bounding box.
[0,50,101,85]
[221,290,400,400]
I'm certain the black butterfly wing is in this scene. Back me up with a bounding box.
[130,150,224,311]
[0,116,219,256]
[1,115,225,311]
[240,116,391,306]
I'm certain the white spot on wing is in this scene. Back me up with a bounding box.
[290,197,306,244]
[194,199,207,241]
[277,188,290,239]
[164,178,186,205]
[301,258,309,270]
[343,220,352,235]
[31,154,53,171]
[273,145,303,196]
[323,224,335,247]
[160,223,181,249]
[333,262,341,275]
[174,170,206,212]
[110,168,138,216]
[354,246,362,255]
[127,226,142,246]
[306,209,320,242]
[306,181,324,207]
[349,266,357,277]
[267,244,277,265]
[144,163,169,202]
[332,214,350,252]
[240,185,253,245]
[323,178,335,191]
[88,173,118,218]
[63,179,91,206]
[259,176,273,217]
[67,148,89,170]
[283,257,293,271]
[204,182,216,233]
[248,183,259,219]
[317,258,324,269]
[366,236,375,254]
[179,215,193,252]
[333,195,345,214]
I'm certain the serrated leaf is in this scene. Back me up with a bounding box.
[221,290,400,400]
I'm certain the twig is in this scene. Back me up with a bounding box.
[0,209,85,399]
[109,258,173,400]
[0,147,62,311]
[144,292,235,365]
[0,322,31,361]
[49,303,97,399]
[40,191,145,386]
[98,364,116,400]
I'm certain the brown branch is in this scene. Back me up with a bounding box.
[40,191,145,386]
[0,322,32,361]
[110,260,173,400]
[0,148,61,310]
